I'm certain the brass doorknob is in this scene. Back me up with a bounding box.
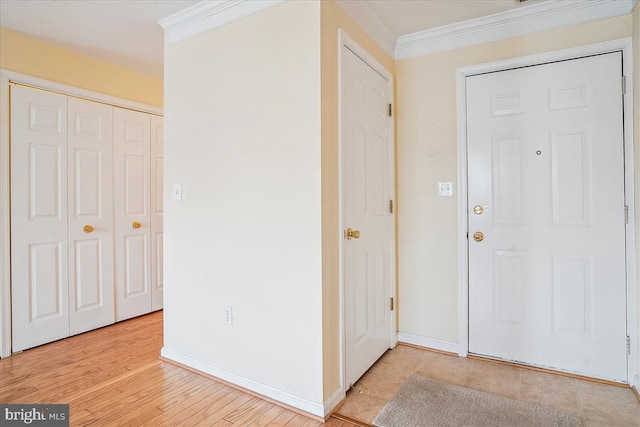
[345,228,361,240]
[473,205,484,215]
[83,225,94,233]
[473,231,484,242]
[132,221,142,229]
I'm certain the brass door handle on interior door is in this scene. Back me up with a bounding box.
[345,228,361,240]
[473,232,484,242]
[132,221,142,229]
[83,225,94,233]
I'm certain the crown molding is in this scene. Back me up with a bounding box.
[395,0,637,60]
[159,0,286,44]
[334,0,396,59]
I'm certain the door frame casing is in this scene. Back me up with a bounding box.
[0,69,162,358]
[337,29,397,394]
[455,38,636,385]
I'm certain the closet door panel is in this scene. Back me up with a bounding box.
[10,85,70,352]
[151,115,163,311]
[114,108,151,321]
[67,98,114,335]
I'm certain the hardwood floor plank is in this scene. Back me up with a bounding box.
[224,398,275,425]
[285,413,316,427]
[74,368,199,425]
[190,394,257,426]
[105,372,217,426]
[155,386,244,426]
[139,380,232,426]
[265,409,298,426]
[251,405,288,426]
[222,396,268,424]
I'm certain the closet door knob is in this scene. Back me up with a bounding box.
[132,221,142,229]
[83,225,94,233]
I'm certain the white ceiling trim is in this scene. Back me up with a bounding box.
[334,0,396,59]
[159,0,285,43]
[395,0,637,61]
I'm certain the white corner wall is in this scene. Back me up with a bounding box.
[633,0,640,391]
[162,0,324,414]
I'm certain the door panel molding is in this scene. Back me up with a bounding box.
[455,38,635,384]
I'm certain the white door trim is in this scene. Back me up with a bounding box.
[456,38,636,384]
[0,69,163,358]
[338,29,396,397]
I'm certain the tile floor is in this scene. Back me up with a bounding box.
[336,345,640,427]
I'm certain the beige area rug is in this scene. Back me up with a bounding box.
[373,376,581,427]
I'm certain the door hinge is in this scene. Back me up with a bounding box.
[625,205,629,223]
[388,103,392,117]
[390,297,395,311]
[627,336,631,355]
[389,200,394,214]
[622,76,627,95]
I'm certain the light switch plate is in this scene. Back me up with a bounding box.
[173,184,182,202]
[438,182,453,197]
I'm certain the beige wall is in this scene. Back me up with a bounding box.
[0,27,163,106]
[396,15,632,344]
[163,0,325,410]
[319,0,395,400]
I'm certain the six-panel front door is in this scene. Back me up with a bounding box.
[467,52,627,381]
[341,43,394,387]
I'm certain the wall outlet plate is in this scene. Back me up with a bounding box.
[223,305,233,326]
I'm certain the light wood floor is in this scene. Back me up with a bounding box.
[0,311,354,426]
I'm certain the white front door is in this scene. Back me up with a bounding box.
[67,97,115,335]
[467,52,627,381]
[113,107,151,321]
[341,43,394,387]
[11,85,70,352]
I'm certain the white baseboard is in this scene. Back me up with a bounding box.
[633,375,640,390]
[397,332,460,355]
[160,347,326,417]
[323,386,345,415]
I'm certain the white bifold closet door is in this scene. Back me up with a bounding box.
[67,97,115,335]
[113,108,152,321]
[11,86,114,352]
[150,115,164,311]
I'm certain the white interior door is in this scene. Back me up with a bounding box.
[150,115,164,311]
[10,85,70,352]
[467,52,627,382]
[341,43,394,387]
[114,107,151,321]
[67,98,114,335]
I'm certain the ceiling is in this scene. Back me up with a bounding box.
[349,0,544,37]
[0,0,619,78]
